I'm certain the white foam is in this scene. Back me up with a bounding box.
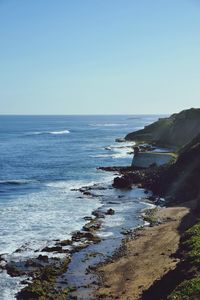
[89,123,127,127]
[91,143,134,159]
[50,130,70,135]
[0,271,28,300]
[31,130,70,135]
[0,181,102,259]
[45,177,112,190]
[140,202,157,210]
[96,231,114,238]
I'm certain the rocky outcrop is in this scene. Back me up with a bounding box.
[111,131,200,206]
[132,152,175,168]
[112,176,132,189]
[125,108,200,149]
[148,133,200,205]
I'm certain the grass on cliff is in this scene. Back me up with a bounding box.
[168,222,200,300]
[183,222,200,264]
[168,277,200,300]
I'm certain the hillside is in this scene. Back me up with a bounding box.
[125,108,200,149]
[147,132,200,206]
[141,134,200,300]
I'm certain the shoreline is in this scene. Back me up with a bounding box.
[1,174,152,299]
[2,135,195,299]
[65,182,152,299]
[95,203,195,300]
[1,109,199,299]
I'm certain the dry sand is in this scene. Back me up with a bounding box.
[95,206,192,300]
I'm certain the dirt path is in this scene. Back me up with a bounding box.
[95,206,191,300]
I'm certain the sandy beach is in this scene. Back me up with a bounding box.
[95,205,194,300]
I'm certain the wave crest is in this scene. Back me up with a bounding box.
[32,130,70,135]
[89,123,127,127]
[0,180,34,186]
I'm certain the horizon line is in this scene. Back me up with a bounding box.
[0,113,171,116]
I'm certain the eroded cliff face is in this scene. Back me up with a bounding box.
[150,133,200,206]
[132,152,174,168]
[125,108,200,149]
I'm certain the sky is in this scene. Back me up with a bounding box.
[0,0,200,115]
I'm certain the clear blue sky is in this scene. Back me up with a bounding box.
[0,0,200,114]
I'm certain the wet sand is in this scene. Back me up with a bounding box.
[95,206,191,300]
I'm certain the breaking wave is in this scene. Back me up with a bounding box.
[89,123,127,127]
[31,130,70,135]
[0,179,35,186]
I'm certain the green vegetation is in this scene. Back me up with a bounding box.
[17,257,72,300]
[125,108,200,149]
[183,223,200,264]
[168,277,200,300]
[168,222,200,300]
[143,208,159,226]
[127,109,200,299]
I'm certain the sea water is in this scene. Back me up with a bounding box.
[0,115,162,299]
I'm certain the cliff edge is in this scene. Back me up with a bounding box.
[125,108,200,149]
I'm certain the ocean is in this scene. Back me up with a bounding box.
[0,114,162,299]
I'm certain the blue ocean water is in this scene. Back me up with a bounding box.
[0,115,162,298]
[0,114,163,251]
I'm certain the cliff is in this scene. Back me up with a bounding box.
[125,108,200,149]
[141,134,200,300]
[132,152,175,168]
[149,133,200,206]
[113,109,200,300]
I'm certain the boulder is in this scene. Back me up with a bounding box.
[112,176,132,189]
[106,208,115,215]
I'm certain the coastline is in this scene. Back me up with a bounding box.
[2,172,152,299]
[92,109,200,300]
[95,204,195,300]
[3,156,177,299]
[1,155,190,300]
[2,109,200,299]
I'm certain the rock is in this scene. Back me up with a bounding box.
[134,146,140,154]
[83,191,92,196]
[25,259,41,267]
[6,264,22,277]
[83,222,101,232]
[98,166,134,173]
[83,216,93,221]
[112,176,132,189]
[56,240,72,247]
[147,195,157,202]
[37,255,49,262]
[115,138,126,142]
[71,231,100,243]
[42,246,63,253]
[106,208,115,215]
[17,290,40,299]
[92,210,105,218]
[20,280,29,285]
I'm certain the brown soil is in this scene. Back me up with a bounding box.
[95,205,193,300]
